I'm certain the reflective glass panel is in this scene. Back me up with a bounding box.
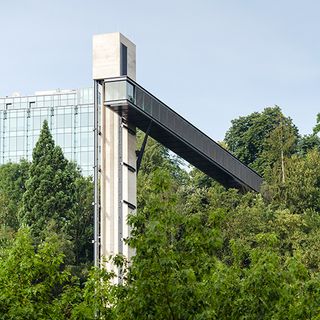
[105,81,127,101]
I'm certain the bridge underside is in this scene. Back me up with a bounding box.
[108,102,254,191]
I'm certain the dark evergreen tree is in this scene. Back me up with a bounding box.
[67,171,94,264]
[0,160,30,230]
[19,120,76,239]
[16,121,93,266]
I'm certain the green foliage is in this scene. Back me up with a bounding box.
[117,170,222,319]
[19,121,76,237]
[207,247,320,320]
[2,108,320,318]
[313,113,320,135]
[17,121,93,265]
[296,113,320,155]
[297,134,320,155]
[0,160,30,230]
[68,174,94,264]
[266,149,320,213]
[0,228,71,319]
[262,113,298,184]
[69,267,115,319]
[136,130,188,210]
[0,227,118,320]
[121,168,320,319]
[136,130,186,178]
[225,106,299,175]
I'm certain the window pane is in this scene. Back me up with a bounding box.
[56,114,65,128]
[65,133,72,148]
[64,114,72,127]
[17,137,24,151]
[120,44,127,76]
[80,113,89,127]
[9,117,17,131]
[105,81,126,101]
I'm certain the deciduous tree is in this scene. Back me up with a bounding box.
[224,106,298,175]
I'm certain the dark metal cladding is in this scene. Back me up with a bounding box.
[105,77,263,192]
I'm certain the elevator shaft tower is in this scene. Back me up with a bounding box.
[92,33,262,282]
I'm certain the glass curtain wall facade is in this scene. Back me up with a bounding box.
[0,88,94,176]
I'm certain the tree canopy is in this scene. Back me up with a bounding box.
[19,121,76,236]
[1,110,320,318]
[224,106,299,176]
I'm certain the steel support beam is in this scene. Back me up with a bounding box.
[136,121,152,173]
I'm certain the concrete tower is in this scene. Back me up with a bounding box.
[92,33,136,282]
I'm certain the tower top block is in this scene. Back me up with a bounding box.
[93,32,136,81]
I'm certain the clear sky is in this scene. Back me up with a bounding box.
[1,0,320,140]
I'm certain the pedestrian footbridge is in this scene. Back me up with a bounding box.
[104,76,262,192]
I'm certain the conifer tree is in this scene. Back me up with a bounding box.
[19,120,76,239]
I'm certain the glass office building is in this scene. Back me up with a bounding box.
[0,88,94,176]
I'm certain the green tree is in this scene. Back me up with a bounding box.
[19,121,76,239]
[297,134,320,155]
[313,113,320,135]
[268,149,320,213]
[224,106,298,175]
[69,267,115,319]
[206,240,320,320]
[3,106,320,319]
[18,121,93,265]
[262,112,298,184]
[67,173,94,265]
[0,228,72,319]
[0,227,116,320]
[297,113,320,155]
[0,160,30,230]
[116,170,222,319]
[137,130,188,210]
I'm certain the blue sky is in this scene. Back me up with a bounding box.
[1,0,320,140]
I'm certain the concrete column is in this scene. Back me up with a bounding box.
[100,109,136,281]
[93,32,136,283]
